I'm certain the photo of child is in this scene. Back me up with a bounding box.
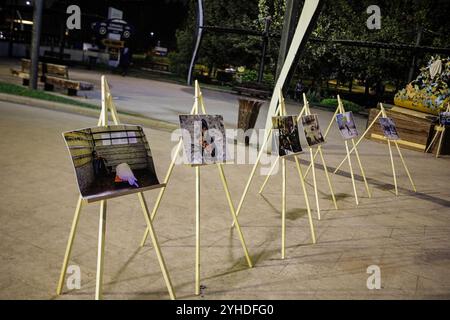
[179,114,227,165]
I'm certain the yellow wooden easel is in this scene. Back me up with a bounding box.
[140,80,253,296]
[425,104,449,158]
[304,95,371,204]
[56,75,176,300]
[232,87,316,259]
[334,103,416,195]
[259,93,338,220]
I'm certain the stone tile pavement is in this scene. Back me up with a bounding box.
[0,100,449,299]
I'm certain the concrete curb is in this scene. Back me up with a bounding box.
[0,92,178,132]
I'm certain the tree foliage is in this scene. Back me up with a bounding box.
[170,0,450,96]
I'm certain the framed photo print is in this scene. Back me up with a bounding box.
[179,114,227,165]
[63,124,163,203]
[301,114,325,147]
[272,116,302,156]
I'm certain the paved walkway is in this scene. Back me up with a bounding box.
[1,100,449,299]
[0,58,270,129]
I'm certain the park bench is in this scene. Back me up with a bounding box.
[233,86,271,100]
[10,59,94,96]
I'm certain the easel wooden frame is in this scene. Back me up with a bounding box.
[259,93,338,220]
[425,104,450,158]
[140,80,253,296]
[56,76,176,300]
[301,95,371,205]
[334,103,416,195]
[233,88,316,259]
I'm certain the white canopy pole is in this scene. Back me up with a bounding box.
[263,0,322,151]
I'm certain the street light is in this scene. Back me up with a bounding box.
[26,1,31,5]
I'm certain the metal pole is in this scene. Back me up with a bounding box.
[187,0,204,86]
[258,17,271,83]
[29,0,44,90]
[407,26,422,83]
[275,0,300,82]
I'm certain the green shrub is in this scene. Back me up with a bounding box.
[320,98,362,113]
[305,89,321,103]
[240,69,258,83]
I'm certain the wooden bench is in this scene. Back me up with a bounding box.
[11,59,93,96]
[233,86,271,99]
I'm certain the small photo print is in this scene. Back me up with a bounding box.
[439,112,450,126]
[379,117,400,140]
[272,116,302,157]
[179,114,227,165]
[63,124,163,203]
[301,114,325,147]
[336,111,359,140]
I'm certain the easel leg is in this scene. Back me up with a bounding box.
[141,139,183,247]
[281,158,286,259]
[318,146,338,210]
[387,140,398,196]
[344,140,359,205]
[304,107,339,178]
[195,166,201,295]
[259,156,279,194]
[334,110,383,173]
[232,129,273,227]
[425,130,439,153]
[294,157,316,244]
[95,200,107,300]
[138,192,176,300]
[436,128,445,158]
[309,148,321,220]
[304,148,319,179]
[352,139,372,198]
[394,142,417,192]
[217,165,253,267]
[56,196,83,295]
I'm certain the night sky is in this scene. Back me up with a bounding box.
[44,0,189,50]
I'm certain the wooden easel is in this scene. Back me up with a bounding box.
[259,93,338,220]
[140,80,253,296]
[301,95,371,205]
[232,88,316,259]
[334,103,416,195]
[56,76,176,300]
[425,104,450,158]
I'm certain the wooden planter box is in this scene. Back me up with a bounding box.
[365,106,439,153]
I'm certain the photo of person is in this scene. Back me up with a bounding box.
[272,116,302,156]
[439,112,450,126]
[379,117,400,140]
[63,124,163,203]
[179,115,227,165]
[301,114,325,147]
[336,111,359,140]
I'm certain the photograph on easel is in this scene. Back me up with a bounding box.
[272,116,302,156]
[439,112,450,126]
[301,114,325,147]
[179,114,227,165]
[63,124,163,202]
[379,117,400,140]
[336,111,359,140]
